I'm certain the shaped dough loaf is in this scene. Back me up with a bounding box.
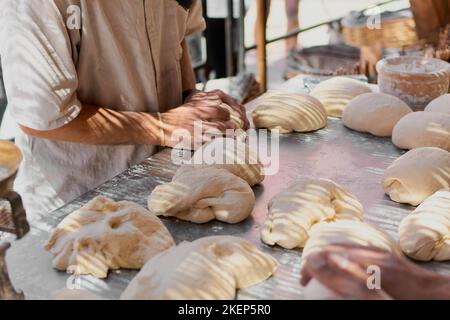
[252,92,327,133]
[399,189,450,261]
[121,236,279,300]
[310,77,371,118]
[261,178,364,249]
[302,220,401,263]
[425,94,450,114]
[392,111,450,151]
[45,196,175,278]
[383,147,450,206]
[178,137,264,186]
[343,93,412,137]
[148,167,255,224]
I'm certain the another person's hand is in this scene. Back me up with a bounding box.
[300,245,450,300]
[161,90,240,149]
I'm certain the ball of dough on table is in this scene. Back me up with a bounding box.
[120,236,279,300]
[251,92,327,133]
[310,77,372,118]
[343,93,412,137]
[44,196,175,278]
[302,220,401,264]
[383,147,450,206]
[178,137,264,186]
[399,189,450,261]
[148,167,255,224]
[261,178,364,249]
[425,94,450,114]
[392,111,450,151]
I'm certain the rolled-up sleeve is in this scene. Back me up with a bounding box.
[0,0,81,131]
[186,0,206,36]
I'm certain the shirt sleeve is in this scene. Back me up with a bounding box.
[0,0,82,131]
[186,0,207,36]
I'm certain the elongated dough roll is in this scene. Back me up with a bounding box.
[302,220,401,263]
[177,137,264,187]
[392,111,450,152]
[383,147,450,206]
[121,236,279,300]
[261,178,364,249]
[148,167,255,224]
[252,92,327,133]
[45,196,175,278]
[343,93,412,137]
[399,189,450,261]
[310,77,371,118]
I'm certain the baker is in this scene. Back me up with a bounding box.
[0,0,248,220]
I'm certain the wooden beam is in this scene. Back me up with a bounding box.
[256,0,267,92]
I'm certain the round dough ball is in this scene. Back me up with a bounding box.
[399,189,450,261]
[44,196,175,278]
[179,137,264,186]
[383,147,450,206]
[148,167,255,224]
[425,94,450,114]
[310,77,372,118]
[252,92,327,133]
[343,93,412,137]
[392,111,450,151]
[121,236,279,300]
[302,220,401,264]
[261,178,364,249]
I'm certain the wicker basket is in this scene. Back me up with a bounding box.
[342,11,418,49]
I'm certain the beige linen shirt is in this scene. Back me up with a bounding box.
[0,0,205,220]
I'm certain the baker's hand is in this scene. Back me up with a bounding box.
[300,245,450,300]
[160,93,238,149]
[187,90,250,130]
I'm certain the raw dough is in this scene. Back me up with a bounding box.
[45,196,175,278]
[252,92,327,133]
[178,137,264,186]
[51,289,102,300]
[425,94,450,114]
[261,178,364,249]
[383,147,450,206]
[148,167,255,224]
[392,111,450,151]
[310,77,371,118]
[399,189,450,261]
[343,93,412,137]
[120,236,279,300]
[302,220,401,263]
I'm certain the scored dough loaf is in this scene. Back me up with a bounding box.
[310,77,371,118]
[261,178,364,249]
[178,137,264,187]
[252,92,327,133]
[392,111,450,151]
[399,189,450,261]
[120,236,279,300]
[148,167,255,224]
[44,196,175,278]
[425,94,450,114]
[343,93,412,137]
[383,147,450,206]
[302,220,401,263]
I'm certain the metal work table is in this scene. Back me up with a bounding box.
[6,77,450,300]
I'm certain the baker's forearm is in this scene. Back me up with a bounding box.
[20,104,161,145]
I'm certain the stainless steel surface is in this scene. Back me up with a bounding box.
[6,78,450,300]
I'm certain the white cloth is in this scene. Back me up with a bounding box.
[206,0,249,19]
[0,0,205,220]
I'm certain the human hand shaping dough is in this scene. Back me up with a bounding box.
[300,245,450,300]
